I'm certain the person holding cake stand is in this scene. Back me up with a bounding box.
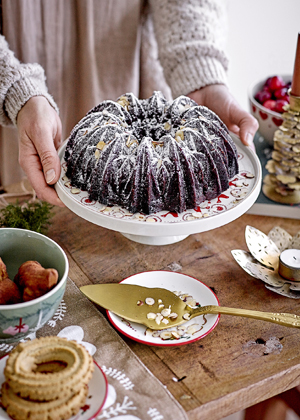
[0,0,258,207]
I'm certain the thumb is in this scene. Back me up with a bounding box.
[229,105,259,147]
[35,132,62,185]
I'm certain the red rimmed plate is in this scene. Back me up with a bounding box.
[107,271,220,346]
[0,355,108,420]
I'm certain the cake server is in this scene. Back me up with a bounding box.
[80,283,300,330]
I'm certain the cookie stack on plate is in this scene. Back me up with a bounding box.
[263,33,300,204]
[263,101,300,204]
[1,337,94,420]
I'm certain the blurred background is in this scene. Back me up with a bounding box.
[226,0,300,112]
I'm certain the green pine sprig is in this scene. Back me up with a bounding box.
[0,201,54,234]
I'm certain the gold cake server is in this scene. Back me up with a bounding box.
[80,283,300,330]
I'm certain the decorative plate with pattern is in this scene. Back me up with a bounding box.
[107,271,220,347]
[0,356,108,420]
[56,133,261,245]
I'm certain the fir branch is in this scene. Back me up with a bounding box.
[0,201,54,234]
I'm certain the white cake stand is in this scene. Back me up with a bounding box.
[55,133,262,245]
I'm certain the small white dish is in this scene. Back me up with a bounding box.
[107,271,220,347]
[55,133,261,245]
[248,74,292,145]
[0,356,108,420]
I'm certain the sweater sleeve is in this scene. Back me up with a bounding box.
[0,35,59,126]
[149,0,229,99]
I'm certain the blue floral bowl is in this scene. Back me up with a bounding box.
[0,228,69,343]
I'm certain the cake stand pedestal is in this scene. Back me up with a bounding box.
[121,233,189,246]
[56,133,261,246]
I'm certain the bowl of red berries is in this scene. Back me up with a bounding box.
[248,75,291,145]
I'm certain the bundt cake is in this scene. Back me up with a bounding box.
[64,91,239,214]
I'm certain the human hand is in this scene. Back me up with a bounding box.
[187,84,259,150]
[16,96,64,207]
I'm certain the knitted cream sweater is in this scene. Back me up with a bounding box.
[0,0,228,127]
[0,35,59,126]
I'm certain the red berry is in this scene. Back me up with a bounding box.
[265,77,273,87]
[282,94,290,103]
[255,89,271,104]
[274,99,289,113]
[274,87,288,99]
[267,76,285,92]
[263,99,277,110]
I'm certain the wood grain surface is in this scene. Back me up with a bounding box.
[46,205,300,419]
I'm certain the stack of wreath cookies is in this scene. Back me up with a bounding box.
[1,336,94,420]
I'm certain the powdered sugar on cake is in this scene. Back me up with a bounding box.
[64,91,239,214]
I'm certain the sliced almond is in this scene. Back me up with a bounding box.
[161,308,171,317]
[155,313,163,325]
[169,312,178,320]
[145,297,155,306]
[145,328,154,336]
[171,331,181,339]
[94,149,101,159]
[160,331,172,340]
[186,299,197,307]
[117,96,130,110]
[96,140,106,150]
[175,130,184,141]
[177,326,187,336]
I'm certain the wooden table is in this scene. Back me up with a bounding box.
[45,205,300,419]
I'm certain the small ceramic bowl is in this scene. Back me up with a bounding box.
[248,74,292,145]
[0,228,69,343]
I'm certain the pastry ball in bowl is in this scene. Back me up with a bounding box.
[0,228,69,343]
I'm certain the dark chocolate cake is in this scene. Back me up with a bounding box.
[64,91,239,214]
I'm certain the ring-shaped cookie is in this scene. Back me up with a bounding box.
[4,337,93,401]
[1,381,88,420]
